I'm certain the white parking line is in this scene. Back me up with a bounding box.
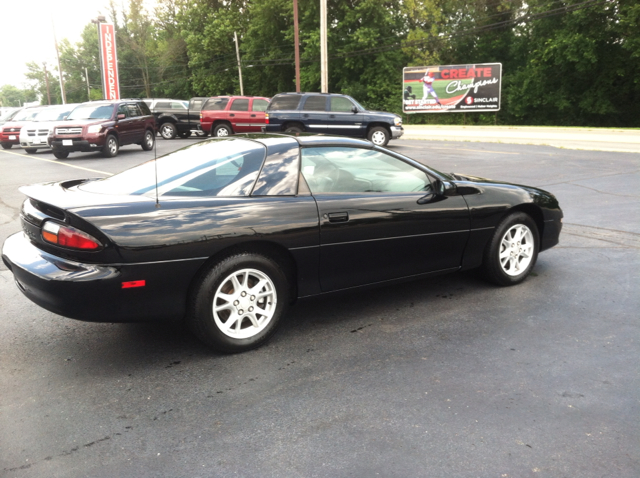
[1,149,110,175]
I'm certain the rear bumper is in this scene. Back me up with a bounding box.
[2,232,205,323]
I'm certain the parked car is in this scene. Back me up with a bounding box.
[19,104,79,154]
[0,107,21,127]
[264,92,404,146]
[2,133,562,353]
[0,106,47,149]
[200,96,270,137]
[49,100,156,159]
[145,97,209,139]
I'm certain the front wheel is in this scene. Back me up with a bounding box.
[160,122,177,140]
[102,134,119,158]
[141,129,155,150]
[53,151,69,159]
[189,253,289,353]
[1,143,12,150]
[24,148,37,154]
[367,126,390,146]
[481,212,539,286]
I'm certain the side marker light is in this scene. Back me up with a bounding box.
[122,280,146,289]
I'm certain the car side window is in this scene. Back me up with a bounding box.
[204,98,229,111]
[171,101,187,110]
[117,104,128,118]
[330,97,355,112]
[301,147,432,194]
[126,104,141,117]
[302,96,327,111]
[251,99,269,112]
[230,99,250,111]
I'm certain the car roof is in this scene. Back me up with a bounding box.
[236,133,373,149]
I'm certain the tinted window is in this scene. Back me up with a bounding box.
[203,98,229,111]
[330,97,355,112]
[156,101,171,109]
[126,104,141,117]
[269,95,301,111]
[303,96,327,111]
[138,101,152,115]
[171,101,187,110]
[78,139,266,198]
[117,104,128,117]
[301,147,432,194]
[230,99,249,111]
[190,98,207,111]
[251,99,269,112]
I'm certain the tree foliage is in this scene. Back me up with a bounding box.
[9,0,639,126]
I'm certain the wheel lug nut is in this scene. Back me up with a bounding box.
[249,307,254,312]
[239,309,244,315]
[234,300,239,306]
[241,291,247,297]
[251,295,255,300]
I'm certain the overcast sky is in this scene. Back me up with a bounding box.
[0,0,118,88]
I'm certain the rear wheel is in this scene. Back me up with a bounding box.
[102,134,119,158]
[1,143,12,150]
[141,129,155,150]
[189,253,289,353]
[481,212,539,286]
[367,126,390,146]
[178,130,192,139]
[24,148,37,154]
[160,122,177,140]
[284,124,303,134]
[53,151,69,159]
[213,123,233,137]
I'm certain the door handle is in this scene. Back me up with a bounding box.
[303,114,309,118]
[251,114,256,117]
[229,114,235,117]
[327,212,349,223]
[329,115,336,118]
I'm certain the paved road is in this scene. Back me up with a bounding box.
[1,138,638,477]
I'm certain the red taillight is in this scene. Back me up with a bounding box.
[42,221,101,250]
[264,113,269,124]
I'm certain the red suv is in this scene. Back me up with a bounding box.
[49,100,156,159]
[200,96,270,137]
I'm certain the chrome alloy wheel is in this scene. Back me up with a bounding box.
[213,268,277,339]
[499,224,535,276]
[145,131,154,148]
[370,130,387,145]
[107,137,118,155]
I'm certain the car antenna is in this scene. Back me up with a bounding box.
[154,130,160,208]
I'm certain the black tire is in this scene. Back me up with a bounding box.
[367,126,390,146]
[53,151,69,159]
[24,148,37,154]
[189,253,290,353]
[213,123,233,137]
[481,212,540,286]
[102,134,119,158]
[284,124,304,134]
[159,122,177,140]
[141,129,155,150]
[178,130,192,139]
[1,143,12,150]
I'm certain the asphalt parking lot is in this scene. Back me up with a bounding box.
[1,137,638,477]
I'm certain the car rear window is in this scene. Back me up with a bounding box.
[268,95,301,111]
[230,99,249,111]
[203,98,229,111]
[252,99,269,112]
[78,139,267,198]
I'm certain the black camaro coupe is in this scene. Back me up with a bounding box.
[2,134,562,352]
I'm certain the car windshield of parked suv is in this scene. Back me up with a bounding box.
[66,104,114,121]
[0,109,19,121]
[78,139,267,198]
[12,109,42,122]
[34,106,75,122]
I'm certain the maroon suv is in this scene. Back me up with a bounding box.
[50,100,156,159]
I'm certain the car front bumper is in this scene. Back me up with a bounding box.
[2,232,204,323]
[391,126,404,139]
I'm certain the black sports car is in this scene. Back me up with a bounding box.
[2,134,562,352]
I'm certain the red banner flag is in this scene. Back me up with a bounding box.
[99,23,120,100]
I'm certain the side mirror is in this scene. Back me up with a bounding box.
[63,116,68,120]
[352,106,358,113]
[117,113,126,120]
[417,179,455,204]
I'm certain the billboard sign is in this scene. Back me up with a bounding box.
[403,63,501,114]
[99,23,120,100]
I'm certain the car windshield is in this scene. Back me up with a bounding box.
[67,104,114,120]
[12,109,42,122]
[78,138,267,198]
[0,109,18,121]
[34,106,75,122]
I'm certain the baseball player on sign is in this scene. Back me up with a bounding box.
[421,71,442,105]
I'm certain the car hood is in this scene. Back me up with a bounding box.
[451,172,559,205]
[2,120,32,130]
[362,110,398,120]
[58,119,114,128]
[21,120,61,131]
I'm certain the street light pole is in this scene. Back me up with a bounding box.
[234,32,244,96]
[91,15,107,99]
[52,20,66,104]
[293,0,301,92]
[320,0,328,93]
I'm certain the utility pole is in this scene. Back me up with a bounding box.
[91,16,107,99]
[43,64,52,105]
[85,67,91,100]
[293,0,301,92]
[52,20,66,104]
[233,32,244,96]
[320,0,328,93]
